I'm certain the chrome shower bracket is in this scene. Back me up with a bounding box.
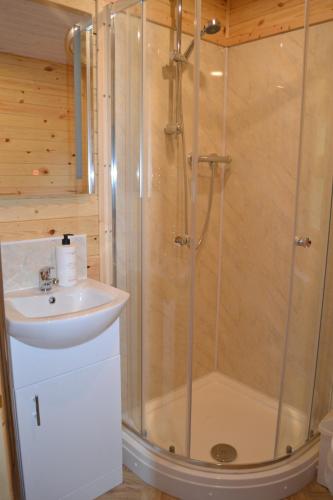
[164,123,183,135]
[170,50,188,64]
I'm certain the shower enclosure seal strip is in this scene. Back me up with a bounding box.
[214,46,229,371]
[307,181,333,435]
[184,0,202,458]
[140,0,146,438]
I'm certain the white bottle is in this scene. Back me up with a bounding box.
[56,234,77,287]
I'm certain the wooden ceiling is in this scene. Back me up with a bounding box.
[110,0,333,46]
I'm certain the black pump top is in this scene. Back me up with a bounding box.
[62,233,74,245]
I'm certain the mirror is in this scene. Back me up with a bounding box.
[0,0,95,196]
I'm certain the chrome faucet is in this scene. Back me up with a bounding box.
[39,266,58,292]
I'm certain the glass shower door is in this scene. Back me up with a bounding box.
[139,0,197,457]
[275,6,333,456]
[111,0,144,433]
[110,0,199,457]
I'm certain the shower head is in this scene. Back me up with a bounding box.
[182,19,222,61]
[201,18,222,36]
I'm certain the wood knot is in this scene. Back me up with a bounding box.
[49,229,56,235]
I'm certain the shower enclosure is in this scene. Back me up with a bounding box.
[107,0,333,483]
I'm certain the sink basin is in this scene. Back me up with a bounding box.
[5,279,129,349]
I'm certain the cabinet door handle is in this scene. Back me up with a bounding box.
[34,395,41,426]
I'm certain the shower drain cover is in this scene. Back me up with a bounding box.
[210,443,237,463]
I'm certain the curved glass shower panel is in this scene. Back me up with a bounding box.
[189,11,228,464]
[276,13,333,457]
[112,0,330,469]
[306,17,333,436]
[195,18,308,464]
[310,202,333,434]
[139,0,196,456]
[111,1,143,433]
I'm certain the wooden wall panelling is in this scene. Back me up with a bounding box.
[0,52,77,195]
[108,0,333,46]
[106,0,228,46]
[0,210,100,278]
[0,0,99,280]
[227,0,333,46]
[50,0,96,14]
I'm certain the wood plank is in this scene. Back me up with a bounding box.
[0,138,75,153]
[87,234,99,256]
[87,254,100,280]
[0,113,74,132]
[0,174,76,187]
[227,0,333,46]
[0,195,98,222]
[0,165,75,176]
[0,101,74,120]
[0,52,73,73]
[0,186,78,196]
[109,0,333,46]
[0,76,72,98]
[0,215,98,241]
[0,61,72,88]
[49,0,95,15]
[0,126,70,142]
[109,0,228,46]
[0,88,74,109]
[0,151,75,165]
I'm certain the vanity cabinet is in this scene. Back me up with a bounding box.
[10,321,122,500]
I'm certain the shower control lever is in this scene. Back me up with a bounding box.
[187,153,232,167]
[295,236,312,248]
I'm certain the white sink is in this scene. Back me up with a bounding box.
[5,279,129,349]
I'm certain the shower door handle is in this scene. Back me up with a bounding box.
[295,236,312,248]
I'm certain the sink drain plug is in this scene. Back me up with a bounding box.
[210,443,237,463]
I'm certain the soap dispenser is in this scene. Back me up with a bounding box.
[56,233,77,287]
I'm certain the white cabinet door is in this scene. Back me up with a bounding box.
[15,357,122,500]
